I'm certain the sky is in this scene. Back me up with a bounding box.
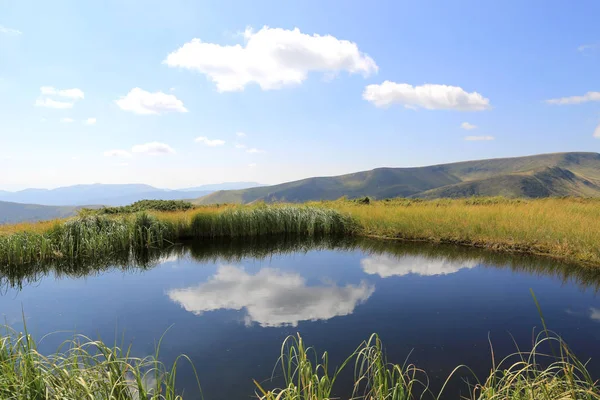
[0,0,599,190]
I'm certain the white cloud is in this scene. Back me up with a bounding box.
[40,86,84,100]
[361,254,479,277]
[234,143,246,149]
[103,149,132,158]
[84,118,97,125]
[465,135,495,141]
[461,122,477,130]
[590,307,600,322]
[248,163,257,168]
[34,98,73,109]
[594,124,600,138]
[131,141,176,155]
[236,131,247,137]
[115,88,188,115]
[194,136,226,146]
[167,265,374,327]
[0,25,22,35]
[60,117,74,123]
[363,81,491,111]
[247,147,265,153]
[578,43,598,53]
[546,92,600,105]
[164,26,377,92]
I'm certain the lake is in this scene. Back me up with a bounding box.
[1,237,600,399]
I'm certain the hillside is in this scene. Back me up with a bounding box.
[194,152,600,204]
[0,201,85,224]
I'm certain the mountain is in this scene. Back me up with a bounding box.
[0,201,86,224]
[0,183,254,206]
[194,152,600,204]
[179,182,264,192]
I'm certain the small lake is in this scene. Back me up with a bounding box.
[1,237,600,399]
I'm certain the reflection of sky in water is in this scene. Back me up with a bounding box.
[1,240,599,399]
[168,265,374,327]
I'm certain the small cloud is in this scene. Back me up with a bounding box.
[71,156,81,161]
[363,81,491,111]
[115,88,187,115]
[234,143,246,149]
[169,87,176,92]
[594,124,600,138]
[578,43,599,53]
[194,136,226,146]
[546,91,600,105]
[248,163,257,167]
[461,122,477,130]
[115,162,129,167]
[40,118,47,123]
[464,135,494,141]
[84,117,97,125]
[40,86,84,99]
[236,131,247,137]
[0,25,22,35]
[35,98,73,109]
[103,149,132,158]
[60,117,74,123]
[131,141,176,155]
[590,307,600,322]
[35,86,84,109]
[247,147,265,153]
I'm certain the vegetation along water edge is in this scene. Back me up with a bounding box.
[1,197,600,267]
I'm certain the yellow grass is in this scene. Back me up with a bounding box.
[326,197,600,265]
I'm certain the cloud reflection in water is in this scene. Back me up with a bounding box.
[361,254,479,277]
[168,265,374,327]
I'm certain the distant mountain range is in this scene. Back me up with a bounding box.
[0,201,92,224]
[0,182,264,207]
[194,152,600,204]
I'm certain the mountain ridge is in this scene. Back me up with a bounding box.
[194,152,600,204]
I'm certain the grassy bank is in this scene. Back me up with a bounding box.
[1,197,600,267]
[327,197,600,266]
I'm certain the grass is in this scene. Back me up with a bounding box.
[0,205,355,267]
[2,196,600,266]
[0,323,198,399]
[325,197,600,266]
[254,330,599,400]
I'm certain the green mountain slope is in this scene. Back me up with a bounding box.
[0,201,85,224]
[194,152,600,204]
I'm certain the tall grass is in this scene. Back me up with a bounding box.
[327,197,600,266]
[0,324,197,399]
[0,206,354,267]
[254,331,599,400]
[190,206,355,238]
[254,333,426,400]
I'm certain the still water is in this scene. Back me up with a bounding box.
[1,237,600,399]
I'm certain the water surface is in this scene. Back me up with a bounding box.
[1,238,600,399]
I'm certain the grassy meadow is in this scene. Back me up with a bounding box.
[1,197,600,266]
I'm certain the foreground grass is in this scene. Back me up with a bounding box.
[2,325,597,400]
[0,325,196,399]
[2,197,600,266]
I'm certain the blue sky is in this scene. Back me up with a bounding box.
[0,0,599,190]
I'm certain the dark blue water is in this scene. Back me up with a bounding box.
[1,238,600,399]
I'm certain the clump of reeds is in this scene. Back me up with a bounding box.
[190,206,356,239]
[0,324,197,400]
[254,333,426,400]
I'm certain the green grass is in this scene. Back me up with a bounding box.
[0,324,198,400]
[90,200,195,215]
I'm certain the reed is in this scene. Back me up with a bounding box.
[0,324,197,400]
